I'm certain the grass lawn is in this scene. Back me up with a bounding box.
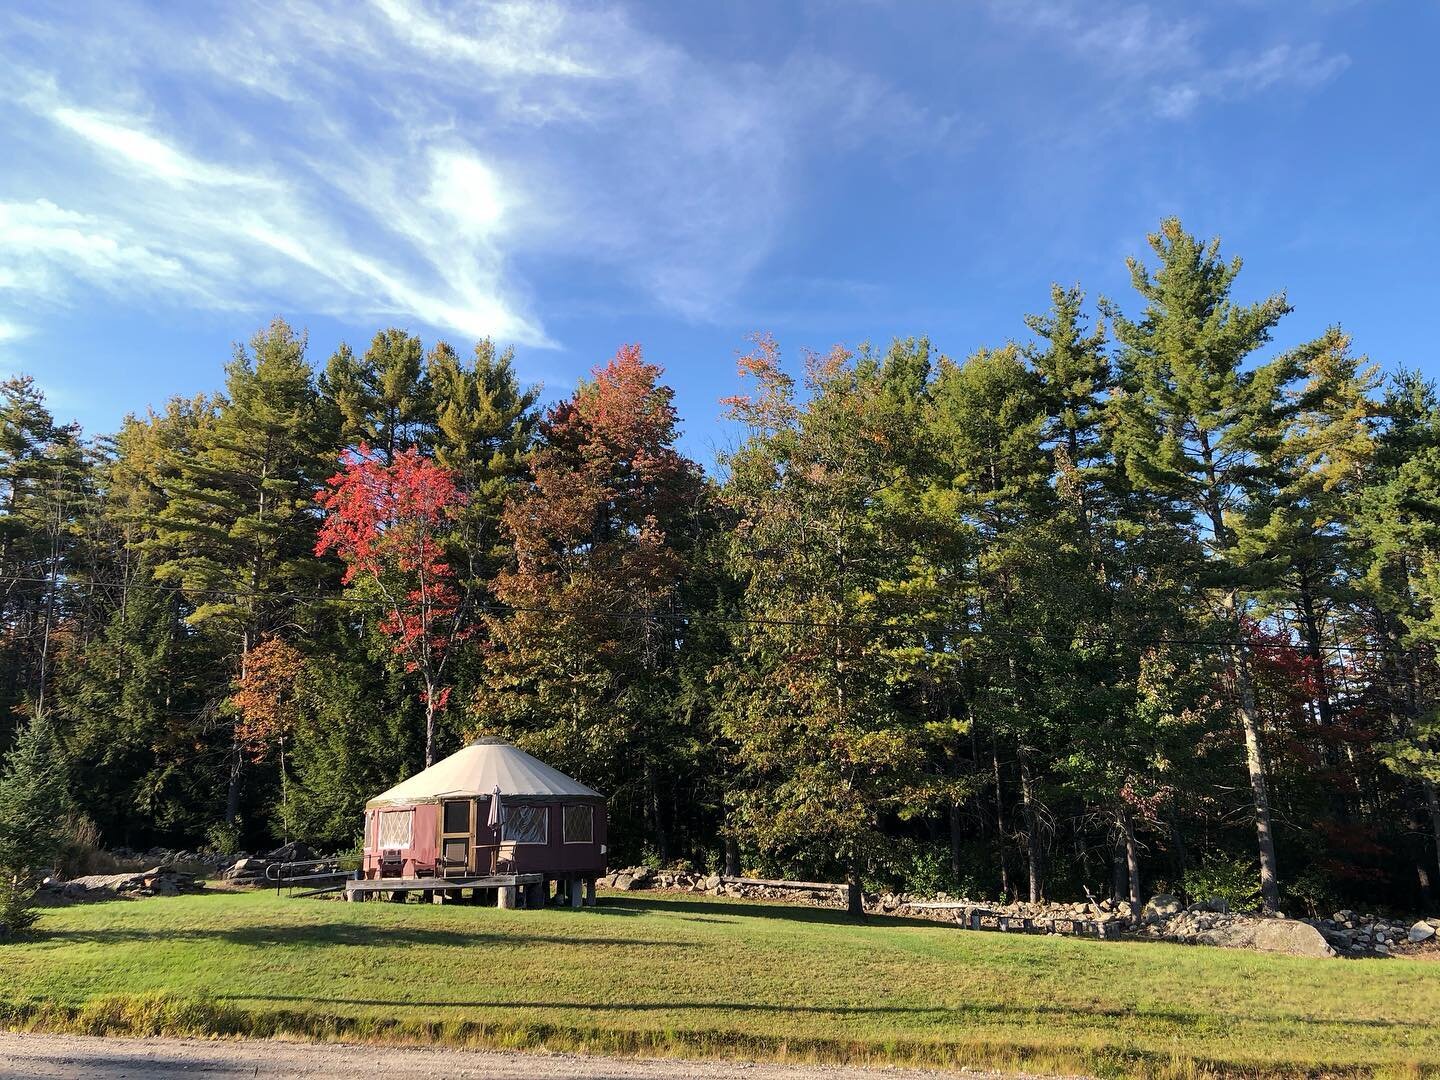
[1,889,1436,1078]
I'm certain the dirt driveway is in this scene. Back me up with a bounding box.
[0,1032,1063,1079]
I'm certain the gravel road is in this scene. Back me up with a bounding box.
[0,1032,1053,1079]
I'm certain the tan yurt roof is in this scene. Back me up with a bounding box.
[366,737,601,808]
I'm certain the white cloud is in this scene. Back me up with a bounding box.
[50,108,270,188]
[989,1,1348,121]
[0,0,949,343]
[1155,43,1352,118]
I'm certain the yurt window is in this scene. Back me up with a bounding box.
[563,804,594,844]
[377,809,413,849]
[503,804,548,845]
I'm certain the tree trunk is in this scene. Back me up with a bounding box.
[846,861,863,918]
[1235,649,1282,912]
[1019,753,1043,903]
[1425,778,1440,890]
[648,770,670,865]
[1121,809,1141,907]
[949,801,965,884]
[723,834,741,878]
[991,743,1012,901]
[1221,592,1281,913]
[424,685,436,768]
[225,741,244,825]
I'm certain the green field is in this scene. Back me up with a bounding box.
[1,890,1436,1078]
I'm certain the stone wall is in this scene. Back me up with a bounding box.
[600,869,1440,959]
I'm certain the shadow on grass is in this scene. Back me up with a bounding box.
[214,993,1410,1031]
[594,895,932,928]
[39,923,692,950]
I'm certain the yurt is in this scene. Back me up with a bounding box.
[361,738,607,890]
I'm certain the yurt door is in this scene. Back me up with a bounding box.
[440,799,472,877]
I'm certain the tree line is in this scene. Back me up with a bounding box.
[3,219,1439,917]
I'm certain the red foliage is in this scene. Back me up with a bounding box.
[315,446,471,721]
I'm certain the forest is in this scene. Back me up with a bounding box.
[3,218,1439,916]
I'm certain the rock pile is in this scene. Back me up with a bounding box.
[602,868,848,903]
[41,864,205,901]
[110,847,240,873]
[221,842,322,886]
[1309,910,1439,956]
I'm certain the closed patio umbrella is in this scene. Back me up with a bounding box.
[487,784,505,832]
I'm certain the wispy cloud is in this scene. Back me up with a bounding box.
[989,0,1348,120]
[0,0,949,348]
[1154,42,1352,118]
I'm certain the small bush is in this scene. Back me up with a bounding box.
[54,813,138,879]
[205,818,244,856]
[1181,854,1261,913]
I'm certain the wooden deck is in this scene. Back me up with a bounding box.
[344,873,595,909]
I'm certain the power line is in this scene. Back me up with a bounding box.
[0,573,1406,655]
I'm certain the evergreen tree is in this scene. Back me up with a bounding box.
[1104,219,1301,911]
[0,377,87,732]
[320,328,432,462]
[148,318,334,828]
[429,338,540,579]
[0,713,70,935]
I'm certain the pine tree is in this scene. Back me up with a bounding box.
[0,713,70,935]
[320,328,433,462]
[148,318,333,826]
[0,377,87,731]
[1104,219,1301,911]
[428,338,539,579]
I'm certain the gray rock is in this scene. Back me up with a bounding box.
[1410,921,1437,944]
[1142,893,1182,923]
[1251,918,1336,958]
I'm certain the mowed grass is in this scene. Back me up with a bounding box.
[1,890,1436,1078]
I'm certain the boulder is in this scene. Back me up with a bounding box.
[1251,918,1336,959]
[1410,921,1437,944]
[1142,893,1182,923]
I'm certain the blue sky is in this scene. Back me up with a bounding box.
[1,0,1434,464]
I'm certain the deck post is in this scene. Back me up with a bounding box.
[585,877,597,906]
[570,876,583,908]
[499,884,517,909]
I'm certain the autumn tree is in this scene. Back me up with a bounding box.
[316,446,471,767]
[477,344,706,862]
[230,636,308,839]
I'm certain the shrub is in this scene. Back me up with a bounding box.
[1181,854,1261,913]
[0,714,71,938]
[204,818,244,857]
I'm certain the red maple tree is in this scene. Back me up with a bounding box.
[315,446,471,765]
